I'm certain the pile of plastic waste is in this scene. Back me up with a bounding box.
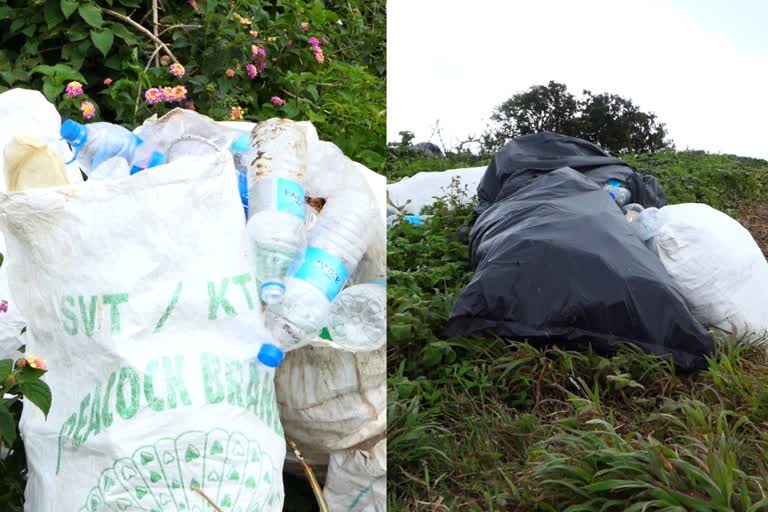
[0,88,385,511]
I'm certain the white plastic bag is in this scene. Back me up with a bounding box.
[0,88,85,360]
[0,151,286,511]
[324,438,386,512]
[652,203,768,341]
[387,166,485,214]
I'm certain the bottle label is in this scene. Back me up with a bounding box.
[292,247,348,301]
[276,177,305,220]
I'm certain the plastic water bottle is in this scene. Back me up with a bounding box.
[305,206,319,231]
[60,119,164,178]
[629,207,661,254]
[264,190,376,352]
[603,178,631,207]
[246,119,308,304]
[325,280,386,351]
[230,134,250,218]
[622,203,645,222]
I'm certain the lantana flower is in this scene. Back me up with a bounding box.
[65,81,83,97]
[170,63,185,78]
[80,101,96,120]
[271,96,286,107]
[26,355,48,371]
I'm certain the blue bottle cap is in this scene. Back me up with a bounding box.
[147,151,166,168]
[60,119,88,147]
[607,178,623,187]
[404,215,422,225]
[257,343,284,368]
[231,134,250,153]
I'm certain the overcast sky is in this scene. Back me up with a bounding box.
[387,0,768,160]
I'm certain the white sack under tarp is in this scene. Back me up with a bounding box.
[0,150,285,512]
[387,166,486,214]
[651,203,768,342]
[324,438,386,512]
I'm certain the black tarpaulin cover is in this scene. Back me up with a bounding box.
[446,133,714,371]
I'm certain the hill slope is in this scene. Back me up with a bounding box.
[387,151,768,511]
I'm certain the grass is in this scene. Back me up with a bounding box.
[386,150,768,511]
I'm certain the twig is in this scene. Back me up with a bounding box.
[158,23,202,36]
[102,8,180,64]
[290,441,330,512]
[279,88,333,115]
[133,45,163,120]
[191,487,224,512]
[152,0,159,67]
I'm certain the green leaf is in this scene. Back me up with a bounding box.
[17,365,46,384]
[0,402,16,447]
[108,22,137,45]
[0,252,3,268]
[19,380,52,418]
[30,64,57,77]
[45,0,65,28]
[78,3,103,28]
[0,6,14,20]
[0,359,12,381]
[282,101,300,119]
[52,63,86,82]
[42,81,59,102]
[305,84,319,102]
[10,18,25,33]
[60,0,78,18]
[91,29,114,57]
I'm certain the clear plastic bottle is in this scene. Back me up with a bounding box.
[602,178,631,207]
[325,280,386,351]
[265,190,376,351]
[230,134,251,218]
[622,203,645,222]
[629,207,661,253]
[246,119,308,304]
[60,119,164,178]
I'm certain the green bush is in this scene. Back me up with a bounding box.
[0,0,385,169]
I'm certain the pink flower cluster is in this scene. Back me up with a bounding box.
[80,101,95,120]
[246,63,258,79]
[271,96,285,107]
[251,45,267,73]
[308,37,325,64]
[145,85,188,105]
[65,81,84,97]
[170,63,185,78]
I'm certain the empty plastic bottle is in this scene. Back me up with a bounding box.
[246,120,308,304]
[603,178,631,207]
[264,190,376,353]
[325,280,386,351]
[230,134,251,218]
[60,119,164,178]
[622,203,645,222]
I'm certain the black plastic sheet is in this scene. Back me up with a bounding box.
[447,134,713,371]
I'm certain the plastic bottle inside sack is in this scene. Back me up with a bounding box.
[60,119,165,178]
[603,178,632,207]
[629,207,661,247]
[623,203,645,222]
[263,190,376,356]
[325,280,386,351]
[246,119,308,304]
[230,134,251,218]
